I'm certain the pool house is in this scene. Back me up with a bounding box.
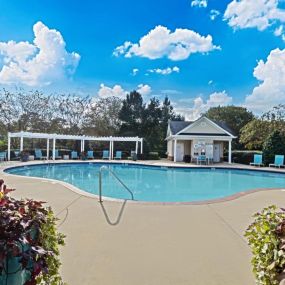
[166,116,236,163]
[7,131,143,161]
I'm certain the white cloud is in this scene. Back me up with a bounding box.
[98,83,151,98]
[224,0,285,31]
[210,9,221,20]
[208,80,213,85]
[191,0,207,8]
[0,21,80,86]
[175,91,232,120]
[137,84,152,96]
[131,68,139,76]
[113,25,219,61]
[274,24,284,36]
[148,66,180,75]
[245,48,285,112]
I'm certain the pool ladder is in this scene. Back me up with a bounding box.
[98,165,134,202]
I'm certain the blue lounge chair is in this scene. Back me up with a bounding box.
[35,149,46,160]
[269,155,284,168]
[114,151,122,160]
[197,155,206,165]
[71,151,79,159]
[102,150,109,160]
[250,154,263,167]
[87,150,94,159]
[0,151,7,162]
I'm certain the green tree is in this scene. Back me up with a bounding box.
[204,106,254,149]
[262,130,285,165]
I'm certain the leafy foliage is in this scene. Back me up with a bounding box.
[0,179,65,285]
[245,206,285,285]
[262,131,285,165]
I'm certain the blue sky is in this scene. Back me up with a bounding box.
[0,0,285,118]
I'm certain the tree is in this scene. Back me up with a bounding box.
[204,106,254,149]
[262,130,285,165]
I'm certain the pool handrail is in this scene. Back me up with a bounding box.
[98,165,134,202]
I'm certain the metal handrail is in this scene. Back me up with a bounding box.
[98,165,134,202]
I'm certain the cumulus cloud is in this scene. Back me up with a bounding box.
[224,0,285,32]
[175,91,232,120]
[0,21,80,86]
[210,9,221,20]
[131,68,139,76]
[148,66,180,75]
[98,83,151,98]
[191,0,207,8]
[113,25,219,61]
[245,48,285,112]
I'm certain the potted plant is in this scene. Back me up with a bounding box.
[20,150,30,162]
[0,179,66,285]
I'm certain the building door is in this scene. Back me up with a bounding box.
[176,142,184,162]
[213,143,220,162]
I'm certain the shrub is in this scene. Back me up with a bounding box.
[232,150,262,165]
[245,205,285,285]
[0,179,66,285]
[148,152,160,160]
[263,131,285,165]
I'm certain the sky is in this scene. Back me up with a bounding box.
[0,0,285,119]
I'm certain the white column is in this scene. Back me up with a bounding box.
[135,139,138,154]
[109,138,112,160]
[52,138,56,161]
[82,139,85,152]
[174,139,177,162]
[111,141,114,159]
[140,139,143,154]
[7,133,11,161]
[20,135,23,151]
[46,139,49,160]
[80,140,83,152]
[228,140,232,164]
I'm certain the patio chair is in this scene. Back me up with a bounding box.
[102,150,109,160]
[54,149,62,159]
[250,154,263,167]
[197,155,207,165]
[87,150,94,159]
[269,155,285,168]
[71,151,79,159]
[35,149,46,160]
[114,151,122,160]
[0,151,7,162]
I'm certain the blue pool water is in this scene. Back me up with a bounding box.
[4,163,285,202]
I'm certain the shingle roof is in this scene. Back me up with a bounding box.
[169,117,235,136]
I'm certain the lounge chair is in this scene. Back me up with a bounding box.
[102,150,109,160]
[71,151,79,159]
[197,155,207,165]
[114,151,122,160]
[35,149,46,160]
[54,149,62,159]
[87,150,94,159]
[269,155,284,168]
[250,154,263,167]
[0,151,7,162]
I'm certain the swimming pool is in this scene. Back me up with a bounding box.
[4,163,285,202]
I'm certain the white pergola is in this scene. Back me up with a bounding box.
[7,131,143,161]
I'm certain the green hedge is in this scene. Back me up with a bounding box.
[232,150,262,165]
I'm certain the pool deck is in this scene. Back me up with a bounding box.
[1,159,285,285]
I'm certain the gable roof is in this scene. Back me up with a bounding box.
[169,116,236,137]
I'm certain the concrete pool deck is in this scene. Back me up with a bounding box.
[1,160,285,285]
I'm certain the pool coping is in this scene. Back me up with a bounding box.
[2,160,285,205]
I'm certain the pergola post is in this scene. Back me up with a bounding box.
[109,138,112,160]
[135,137,138,154]
[46,139,49,160]
[20,133,23,152]
[52,138,56,161]
[140,138,143,154]
[174,139,177,162]
[82,139,85,152]
[7,133,11,161]
[228,140,232,164]
[111,141,114,159]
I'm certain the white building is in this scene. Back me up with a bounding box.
[166,116,236,163]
